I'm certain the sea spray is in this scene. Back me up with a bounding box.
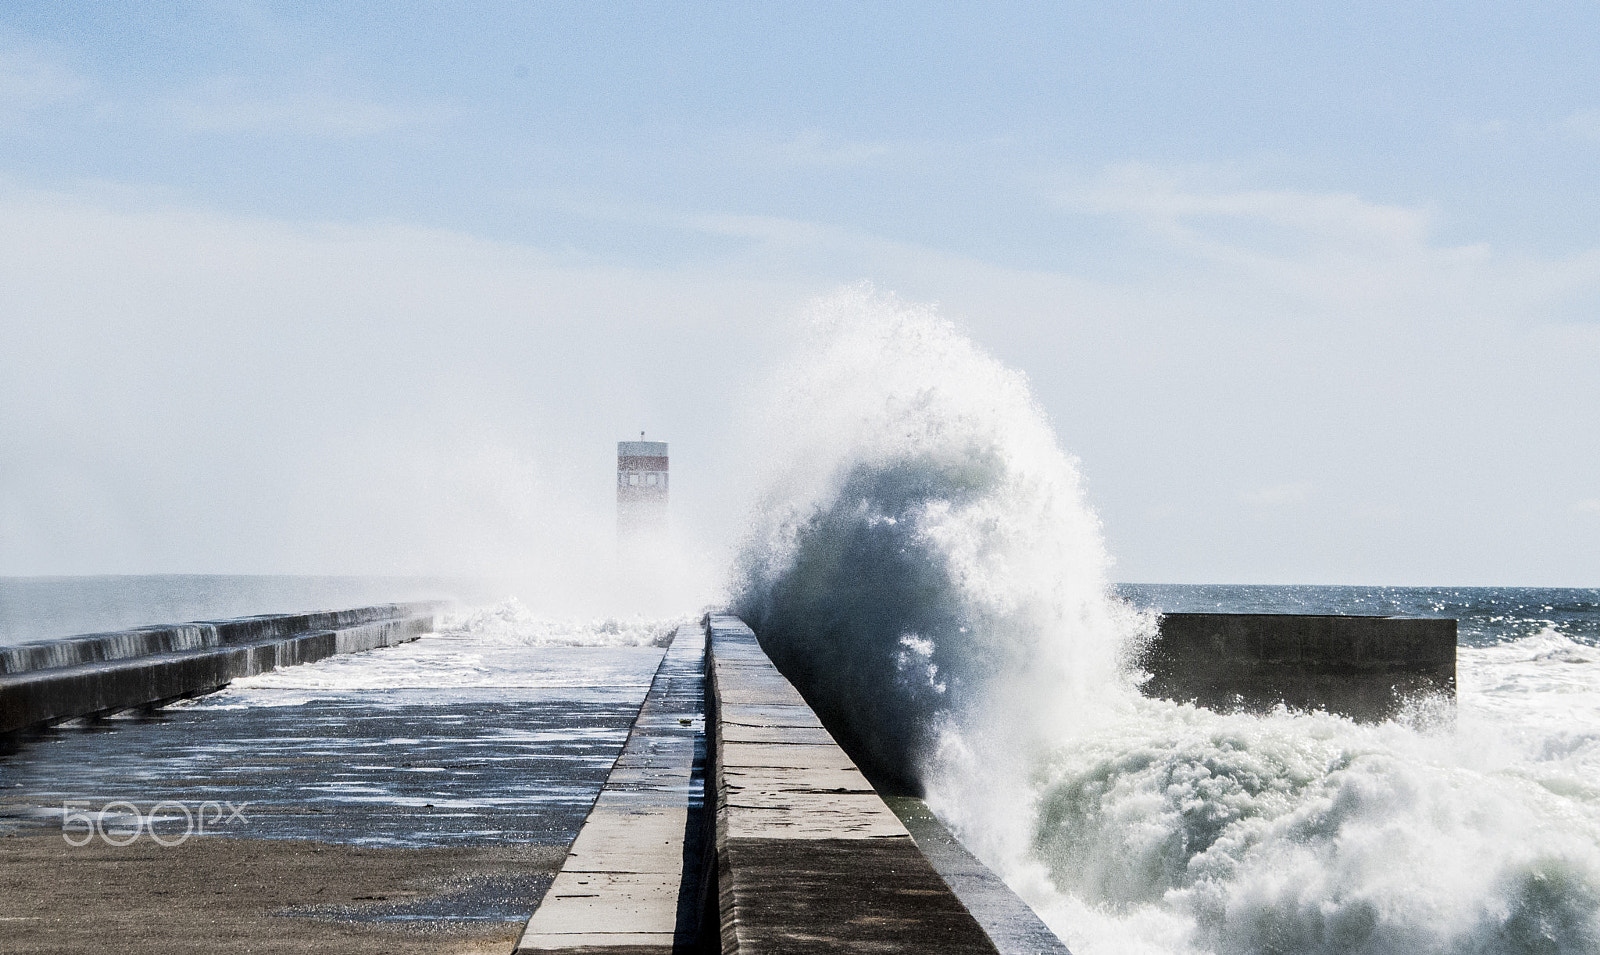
[732,287,1600,954]
[1007,695,1600,954]
[731,284,1144,786]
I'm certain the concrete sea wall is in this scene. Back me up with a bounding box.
[1141,612,1457,720]
[0,602,444,736]
[516,614,1066,955]
[706,614,1002,955]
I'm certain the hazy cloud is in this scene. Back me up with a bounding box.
[1051,163,1600,329]
[163,79,443,138]
[0,46,87,121]
[1239,482,1315,508]
[5,165,1600,585]
[1060,163,1435,252]
[1561,110,1600,142]
[0,182,795,593]
[739,130,894,169]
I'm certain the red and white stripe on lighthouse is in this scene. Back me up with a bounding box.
[617,438,668,537]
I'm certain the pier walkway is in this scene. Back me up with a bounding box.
[514,614,1067,954]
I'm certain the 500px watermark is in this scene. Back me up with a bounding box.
[60,800,250,846]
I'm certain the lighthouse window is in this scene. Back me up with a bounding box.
[646,473,658,486]
[628,473,639,486]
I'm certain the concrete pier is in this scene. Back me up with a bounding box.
[512,614,1066,954]
[5,606,1066,953]
[1141,612,1457,720]
[0,602,443,736]
[515,622,708,953]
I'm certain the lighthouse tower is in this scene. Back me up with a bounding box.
[617,436,668,540]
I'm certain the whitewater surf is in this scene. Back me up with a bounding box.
[730,288,1600,955]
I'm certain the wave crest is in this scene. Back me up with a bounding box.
[731,286,1143,790]
[444,598,679,647]
[729,288,1600,955]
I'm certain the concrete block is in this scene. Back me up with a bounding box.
[715,703,826,729]
[1141,613,1457,721]
[886,796,1071,955]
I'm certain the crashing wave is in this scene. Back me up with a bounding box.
[732,287,1600,954]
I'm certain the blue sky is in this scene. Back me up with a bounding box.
[3,2,1598,592]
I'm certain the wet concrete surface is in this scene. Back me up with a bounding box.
[1,691,643,847]
[0,636,669,947]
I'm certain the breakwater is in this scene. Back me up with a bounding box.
[0,602,443,736]
[516,614,1065,955]
[1141,612,1457,720]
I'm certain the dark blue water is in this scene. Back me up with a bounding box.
[1117,583,1600,647]
[0,574,506,645]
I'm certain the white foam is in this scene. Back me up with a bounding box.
[441,598,683,648]
[734,288,1600,955]
[199,603,683,699]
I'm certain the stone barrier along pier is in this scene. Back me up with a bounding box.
[0,602,444,736]
[706,614,1002,955]
[1141,613,1457,721]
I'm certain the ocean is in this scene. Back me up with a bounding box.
[0,574,505,646]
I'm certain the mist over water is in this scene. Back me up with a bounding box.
[732,289,1600,954]
[731,286,1142,791]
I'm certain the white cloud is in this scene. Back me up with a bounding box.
[1051,163,1600,329]
[741,130,893,168]
[1577,499,1600,516]
[0,46,441,140]
[4,166,1600,585]
[0,46,87,121]
[163,78,443,138]
[1561,110,1600,142]
[1064,164,1432,244]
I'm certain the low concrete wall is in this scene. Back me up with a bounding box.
[0,602,443,736]
[0,603,430,674]
[1141,613,1457,721]
[706,614,1002,955]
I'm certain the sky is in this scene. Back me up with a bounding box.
[2,1,1598,593]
